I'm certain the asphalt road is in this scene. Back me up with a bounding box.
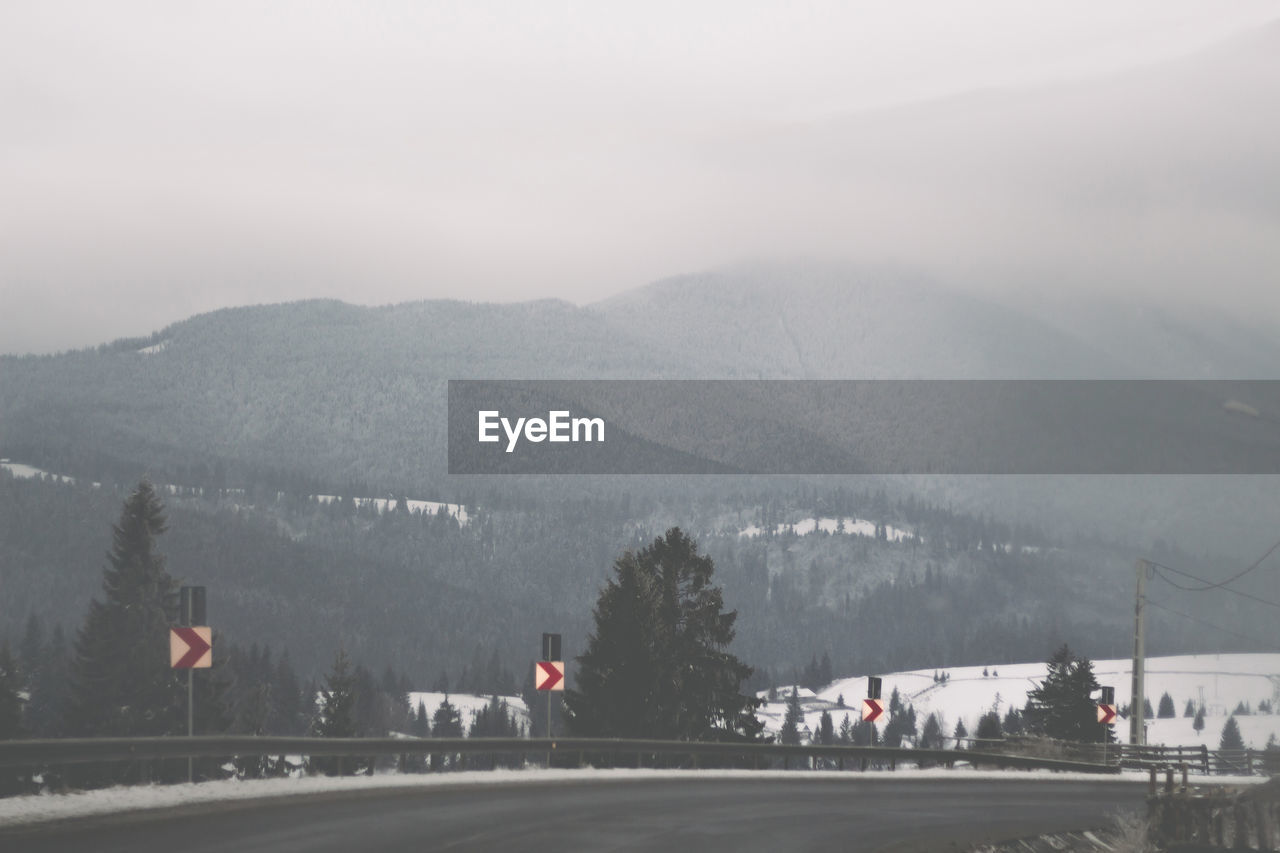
[1,776,1148,853]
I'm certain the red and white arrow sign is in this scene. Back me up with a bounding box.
[862,698,884,723]
[535,660,564,691]
[170,626,212,669]
[1097,703,1117,725]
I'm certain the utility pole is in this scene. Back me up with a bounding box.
[1129,559,1147,746]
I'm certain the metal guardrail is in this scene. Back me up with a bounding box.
[0,736,1120,774]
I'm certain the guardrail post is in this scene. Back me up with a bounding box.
[1150,767,1157,795]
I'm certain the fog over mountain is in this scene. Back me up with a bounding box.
[3,10,1279,353]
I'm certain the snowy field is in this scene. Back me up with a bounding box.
[405,692,529,732]
[2,766,1233,830]
[760,654,1280,750]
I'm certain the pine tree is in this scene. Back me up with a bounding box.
[975,710,1003,741]
[1219,716,1245,752]
[1024,645,1107,742]
[63,482,195,785]
[817,710,835,746]
[1184,699,1196,718]
[67,481,181,741]
[430,696,463,771]
[780,687,803,745]
[1193,706,1205,736]
[838,713,853,744]
[919,713,943,749]
[1002,707,1024,736]
[565,528,762,742]
[953,719,968,749]
[311,649,361,775]
[1157,692,1176,719]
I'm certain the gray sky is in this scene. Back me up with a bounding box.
[3,1,1279,354]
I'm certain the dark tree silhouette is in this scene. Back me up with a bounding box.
[565,528,762,742]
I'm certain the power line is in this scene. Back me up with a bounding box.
[1148,561,1280,611]
[1143,598,1272,646]
[1154,536,1280,593]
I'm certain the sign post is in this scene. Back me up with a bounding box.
[1098,685,1117,767]
[539,633,563,767]
[174,586,210,783]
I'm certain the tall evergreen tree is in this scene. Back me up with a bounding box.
[67,481,181,742]
[310,648,362,775]
[975,711,1003,741]
[817,710,835,746]
[1219,715,1245,752]
[919,713,943,749]
[1024,644,1108,743]
[430,696,464,771]
[1157,692,1176,719]
[313,649,358,738]
[565,528,762,742]
[780,687,804,745]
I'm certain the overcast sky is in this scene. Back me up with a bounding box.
[3,1,1279,354]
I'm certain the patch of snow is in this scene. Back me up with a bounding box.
[313,494,469,525]
[405,692,529,731]
[0,462,76,483]
[739,516,912,542]
[136,339,170,355]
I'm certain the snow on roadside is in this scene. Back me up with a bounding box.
[0,767,1228,829]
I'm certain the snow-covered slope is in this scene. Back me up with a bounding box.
[762,654,1280,750]
[405,692,530,734]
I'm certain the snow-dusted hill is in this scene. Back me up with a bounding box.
[761,653,1280,750]
[405,692,530,734]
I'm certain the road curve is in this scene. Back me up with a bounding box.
[1,776,1148,853]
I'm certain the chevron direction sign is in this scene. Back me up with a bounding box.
[170,626,212,669]
[535,660,564,691]
[1096,703,1117,725]
[862,698,884,723]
